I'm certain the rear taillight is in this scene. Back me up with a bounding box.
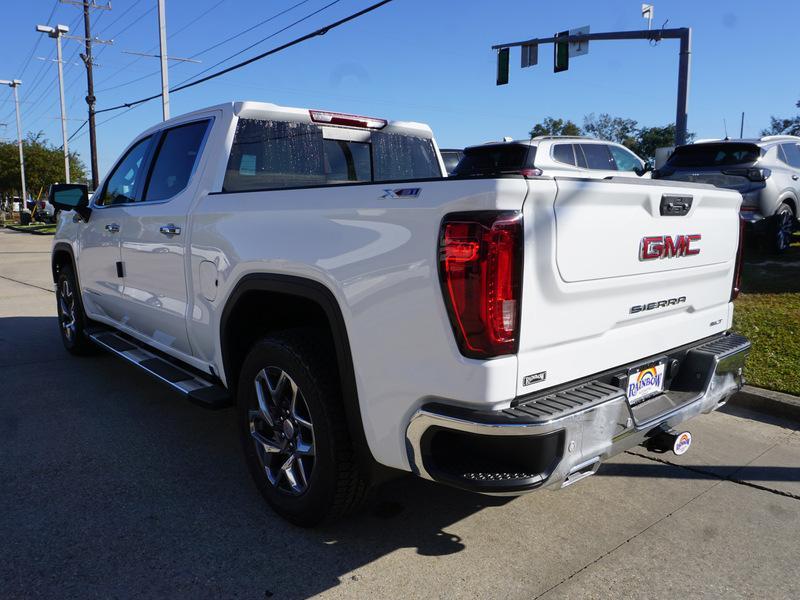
[438,212,522,358]
[731,217,745,301]
[722,167,771,182]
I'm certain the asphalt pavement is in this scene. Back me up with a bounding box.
[1,228,798,599]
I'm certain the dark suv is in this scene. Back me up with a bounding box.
[655,136,800,252]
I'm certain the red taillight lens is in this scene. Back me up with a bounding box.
[731,217,745,301]
[438,212,522,358]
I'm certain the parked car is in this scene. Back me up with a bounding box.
[452,136,652,180]
[654,136,800,252]
[439,148,464,175]
[50,101,748,526]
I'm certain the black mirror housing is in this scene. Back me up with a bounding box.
[49,183,91,221]
[635,161,653,177]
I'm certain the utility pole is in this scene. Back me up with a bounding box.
[60,0,112,189]
[126,0,198,122]
[83,2,99,189]
[36,24,71,183]
[492,28,693,146]
[0,79,27,208]
[157,0,170,121]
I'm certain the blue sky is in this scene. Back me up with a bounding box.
[1,0,798,178]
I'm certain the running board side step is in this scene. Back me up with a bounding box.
[88,330,230,409]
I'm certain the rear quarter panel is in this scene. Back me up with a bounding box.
[188,178,529,470]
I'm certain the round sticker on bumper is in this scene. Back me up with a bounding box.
[673,431,692,455]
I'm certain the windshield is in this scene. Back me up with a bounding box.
[667,143,761,168]
[453,144,536,177]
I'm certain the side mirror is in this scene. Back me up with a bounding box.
[48,183,90,221]
[635,161,653,177]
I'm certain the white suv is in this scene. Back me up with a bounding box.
[453,136,651,179]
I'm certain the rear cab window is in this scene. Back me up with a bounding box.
[667,143,761,168]
[579,144,616,170]
[551,144,575,166]
[452,143,536,177]
[222,118,441,192]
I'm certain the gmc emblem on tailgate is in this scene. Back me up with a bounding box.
[639,234,701,261]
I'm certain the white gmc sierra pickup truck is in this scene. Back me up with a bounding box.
[50,101,750,526]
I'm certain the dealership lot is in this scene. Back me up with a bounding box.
[1,229,798,599]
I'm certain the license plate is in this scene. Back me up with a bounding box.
[626,362,666,404]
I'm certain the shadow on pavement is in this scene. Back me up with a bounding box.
[596,461,800,482]
[0,316,516,598]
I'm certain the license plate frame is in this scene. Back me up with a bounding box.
[625,359,667,405]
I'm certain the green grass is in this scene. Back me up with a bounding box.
[732,231,800,396]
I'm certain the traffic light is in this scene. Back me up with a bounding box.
[496,48,509,85]
[554,30,569,72]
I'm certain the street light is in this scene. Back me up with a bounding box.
[0,79,27,210]
[36,23,71,183]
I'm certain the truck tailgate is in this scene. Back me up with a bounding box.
[516,177,742,397]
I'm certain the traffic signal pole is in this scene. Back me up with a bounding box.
[492,27,692,146]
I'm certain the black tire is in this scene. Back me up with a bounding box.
[56,263,96,355]
[772,202,795,254]
[238,329,369,526]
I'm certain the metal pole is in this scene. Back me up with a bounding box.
[674,28,691,146]
[157,0,170,121]
[12,83,27,207]
[83,2,99,189]
[740,112,745,138]
[55,32,71,183]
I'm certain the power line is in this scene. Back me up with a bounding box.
[97,0,393,115]
[14,1,60,79]
[176,0,340,87]
[95,0,312,94]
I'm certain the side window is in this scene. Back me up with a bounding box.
[552,144,575,166]
[143,120,209,202]
[223,119,325,192]
[323,139,372,183]
[580,144,617,170]
[574,144,588,168]
[371,132,441,181]
[781,143,800,168]
[97,136,151,206]
[608,145,643,172]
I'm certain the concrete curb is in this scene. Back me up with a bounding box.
[728,385,800,422]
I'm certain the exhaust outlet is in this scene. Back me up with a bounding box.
[644,429,692,455]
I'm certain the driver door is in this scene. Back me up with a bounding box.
[78,135,154,323]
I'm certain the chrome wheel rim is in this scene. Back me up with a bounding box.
[777,210,793,251]
[249,367,315,495]
[58,278,77,343]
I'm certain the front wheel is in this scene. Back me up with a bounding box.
[56,264,96,355]
[238,330,369,526]
[772,202,795,254]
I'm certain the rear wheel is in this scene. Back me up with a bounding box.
[56,264,96,355]
[238,330,369,526]
[772,202,795,253]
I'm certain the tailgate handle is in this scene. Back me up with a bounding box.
[660,194,693,216]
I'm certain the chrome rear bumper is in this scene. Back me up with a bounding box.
[405,332,750,495]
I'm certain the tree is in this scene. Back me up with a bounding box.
[761,100,800,136]
[582,113,639,148]
[529,117,581,138]
[0,132,87,199]
[631,124,695,163]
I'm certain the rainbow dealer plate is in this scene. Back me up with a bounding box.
[626,362,666,405]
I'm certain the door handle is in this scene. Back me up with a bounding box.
[792,175,798,181]
[105,223,120,233]
[159,224,181,236]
